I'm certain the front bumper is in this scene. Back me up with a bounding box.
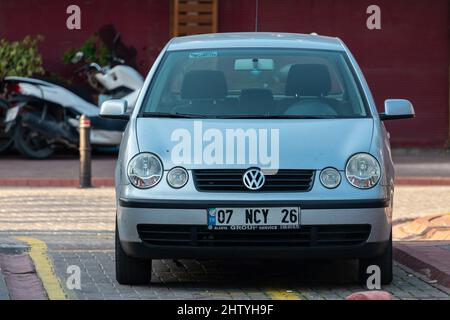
[117,198,392,259]
[121,239,389,260]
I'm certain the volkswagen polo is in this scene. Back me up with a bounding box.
[100,33,415,285]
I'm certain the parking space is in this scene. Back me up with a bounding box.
[0,186,449,300]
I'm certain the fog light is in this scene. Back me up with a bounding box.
[167,167,188,189]
[320,167,341,189]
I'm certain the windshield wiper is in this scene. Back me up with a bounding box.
[269,115,339,119]
[142,112,340,119]
[214,114,338,119]
[141,112,209,118]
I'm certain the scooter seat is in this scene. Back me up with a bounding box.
[38,78,97,105]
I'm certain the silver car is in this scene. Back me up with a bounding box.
[100,33,415,285]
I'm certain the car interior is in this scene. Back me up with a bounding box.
[150,55,366,118]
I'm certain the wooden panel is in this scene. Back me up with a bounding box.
[172,0,218,36]
[178,14,213,23]
[178,3,214,12]
[177,25,215,34]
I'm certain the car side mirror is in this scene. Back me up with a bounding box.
[379,99,415,121]
[99,99,129,120]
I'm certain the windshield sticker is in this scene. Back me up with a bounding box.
[189,51,218,58]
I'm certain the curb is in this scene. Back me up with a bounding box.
[396,177,450,186]
[394,242,450,290]
[0,267,9,300]
[0,253,47,300]
[393,214,450,241]
[15,237,67,300]
[346,291,393,300]
[0,176,449,187]
[0,243,31,300]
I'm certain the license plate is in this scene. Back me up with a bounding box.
[4,106,19,123]
[207,207,300,230]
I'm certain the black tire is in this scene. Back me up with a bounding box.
[13,119,54,159]
[0,130,13,154]
[115,223,152,285]
[0,100,13,154]
[358,233,393,286]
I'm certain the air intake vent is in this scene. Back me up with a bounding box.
[192,169,315,192]
[137,224,371,247]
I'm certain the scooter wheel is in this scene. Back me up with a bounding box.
[14,122,54,159]
[0,100,14,154]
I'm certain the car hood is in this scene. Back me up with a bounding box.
[136,118,374,170]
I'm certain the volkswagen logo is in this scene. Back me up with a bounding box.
[242,168,265,190]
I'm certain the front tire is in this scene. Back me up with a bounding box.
[14,120,54,159]
[115,223,152,285]
[358,233,393,286]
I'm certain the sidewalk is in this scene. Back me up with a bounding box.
[0,156,115,187]
[394,242,450,291]
[0,151,449,186]
[393,151,450,185]
[393,152,450,177]
[393,213,450,291]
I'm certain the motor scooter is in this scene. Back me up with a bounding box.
[1,35,144,159]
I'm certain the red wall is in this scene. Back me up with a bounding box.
[219,0,450,148]
[0,0,169,74]
[1,0,449,147]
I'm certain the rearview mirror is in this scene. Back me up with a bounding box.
[234,58,274,71]
[99,99,129,120]
[379,99,415,121]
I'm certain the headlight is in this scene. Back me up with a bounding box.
[345,153,381,189]
[320,167,341,189]
[167,167,188,189]
[127,153,163,188]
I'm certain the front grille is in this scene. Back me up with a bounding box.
[137,224,371,247]
[192,169,315,192]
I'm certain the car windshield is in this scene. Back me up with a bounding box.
[140,48,368,119]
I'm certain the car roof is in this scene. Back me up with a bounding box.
[167,32,345,52]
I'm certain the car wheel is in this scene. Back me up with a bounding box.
[358,233,393,286]
[115,222,152,285]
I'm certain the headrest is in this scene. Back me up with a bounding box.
[285,64,331,97]
[181,70,227,100]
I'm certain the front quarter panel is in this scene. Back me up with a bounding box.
[341,39,393,200]
[116,40,173,202]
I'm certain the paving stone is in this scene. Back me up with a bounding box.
[0,187,449,300]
